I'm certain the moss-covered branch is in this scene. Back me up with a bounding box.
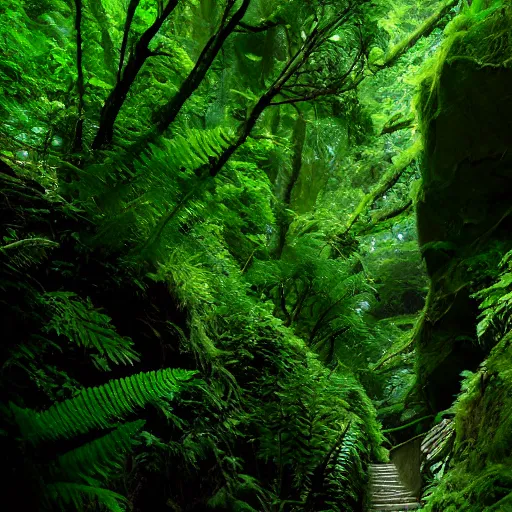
[377,0,458,69]
[380,115,415,135]
[358,199,413,234]
[344,139,421,234]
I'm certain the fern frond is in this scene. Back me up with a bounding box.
[0,237,59,269]
[40,291,140,369]
[90,127,235,249]
[11,368,197,442]
[46,482,127,512]
[51,420,145,483]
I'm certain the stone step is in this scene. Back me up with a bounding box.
[373,491,415,498]
[369,503,421,511]
[367,462,422,512]
[372,491,415,501]
[372,496,419,504]
[370,482,407,491]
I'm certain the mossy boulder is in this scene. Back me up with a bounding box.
[414,4,512,412]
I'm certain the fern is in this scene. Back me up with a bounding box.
[89,126,235,250]
[0,237,59,269]
[50,420,145,484]
[472,249,512,341]
[39,291,140,370]
[46,482,127,512]
[11,368,197,442]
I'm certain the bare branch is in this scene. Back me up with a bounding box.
[92,0,179,149]
[128,0,252,159]
[118,0,140,83]
[142,4,365,246]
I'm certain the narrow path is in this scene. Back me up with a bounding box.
[367,463,421,511]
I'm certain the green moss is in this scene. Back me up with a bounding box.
[413,1,512,412]
[423,463,512,512]
[423,333,512,510]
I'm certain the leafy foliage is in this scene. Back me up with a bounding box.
[12,368,197,442]
[39,291,140,370]
[472,250,512,342]
[0,0,485,510]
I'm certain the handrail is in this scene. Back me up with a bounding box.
[382,415,434,434]
[389,432,427,454]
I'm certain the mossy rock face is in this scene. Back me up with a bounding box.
[415,7,512,412]
[422,334,512,511]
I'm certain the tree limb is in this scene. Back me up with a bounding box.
[92,0,179,149]
[118,0,141,83]
[147,0,252,139]
[358,199,413,234]
[142,5,361,246]
[380,115,415,135]
[375,0,458,70]
[236,19,281,33]
[343,139,421,234]
[372,336,415,372]
[382,415,434,434]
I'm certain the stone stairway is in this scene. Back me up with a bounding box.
[367,463,422,511]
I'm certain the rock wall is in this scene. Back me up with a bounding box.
[422,333,512,510]
[414,3,512,412]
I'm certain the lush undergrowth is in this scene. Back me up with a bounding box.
[2,0,511,510]
[0,158,385,511]
[422,333,512,511]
